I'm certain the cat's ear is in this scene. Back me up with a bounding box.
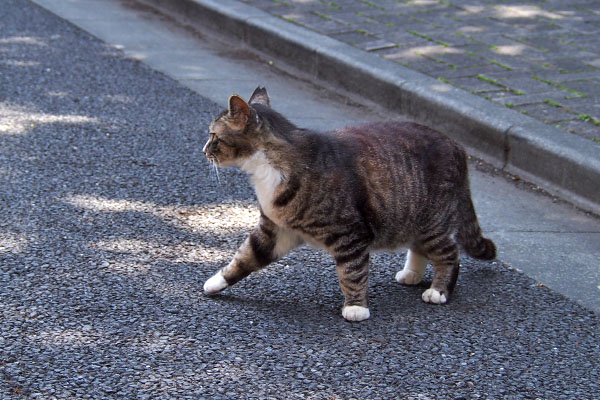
[248,86,271,107]
[228,95,251,127]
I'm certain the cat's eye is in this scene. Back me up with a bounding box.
[212,134,232,147]
[209,132,220,144]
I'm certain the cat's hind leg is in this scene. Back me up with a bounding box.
[395,249,427,285]
[420,239,459,304]
[204,217,302,295]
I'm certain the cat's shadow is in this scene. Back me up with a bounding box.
[207,292,343,328]
[201,271,498,327]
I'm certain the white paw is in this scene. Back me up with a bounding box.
[203,271,228,295]
[342,305,370,322]
[422,288,447,304]
[395,269,423,285]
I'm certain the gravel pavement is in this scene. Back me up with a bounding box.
[1,0,599,399]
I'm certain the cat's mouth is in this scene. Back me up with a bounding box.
[205,153,218,164]
[205,153,222,182]
[206,154,221,170]
[203,145,220,167]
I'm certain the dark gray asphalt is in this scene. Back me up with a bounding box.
[1,0,599,399]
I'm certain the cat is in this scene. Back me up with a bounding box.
[202,87,496,322]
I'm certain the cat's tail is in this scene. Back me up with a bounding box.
[456,188,497,261]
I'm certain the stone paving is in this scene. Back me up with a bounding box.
[243,0,600,143]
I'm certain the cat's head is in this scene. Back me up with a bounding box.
[203,87,275,167]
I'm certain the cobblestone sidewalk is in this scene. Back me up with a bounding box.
[244,0,600,143]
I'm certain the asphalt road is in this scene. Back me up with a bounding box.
[1,0,599,399]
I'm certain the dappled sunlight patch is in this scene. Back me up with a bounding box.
[46,90,69,98]
[493,44,530,56]
[282,12,303,22]
[460,5,486,14]
[124,50,148,62]
[494,5,563,20]
[65,194,153,214]
[407,0,438,5]
[0,59,40,67]
[0,231,30,254]
[92,239,232,267]
[0,102,100,135]
[0,36,47,46]
[429,83,452,93]
[175,202,259,232]
[388,45,463,61]
[28,328,106,348]
[64,194,259,234]
[100,258,154,276]
[458,26,486,33]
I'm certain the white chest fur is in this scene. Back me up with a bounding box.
[240,151,283,220]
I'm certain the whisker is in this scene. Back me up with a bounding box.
[207,160,216,181]
[213,161,221,184]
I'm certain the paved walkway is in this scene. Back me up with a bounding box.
[245,0,600,142]
[2,0,599,398]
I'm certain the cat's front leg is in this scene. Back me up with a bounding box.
[204,217,301,295]
[335,252,371,322]
[203,235,254,294]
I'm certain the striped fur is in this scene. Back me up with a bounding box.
[203,87,496,321]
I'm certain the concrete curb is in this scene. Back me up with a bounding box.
[141,0,600,215]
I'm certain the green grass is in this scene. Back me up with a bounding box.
[416,52,458,69]
[473,75,524,95]
[438,76,450,84]
[544,99,561,107]
[318,0,341,9]
[464,49,514,71]
[579,114,600,126]
[488,59,513,71]
[408,16,426,23]
[362,0,385,9]
[476,74,504,87]
[505,103,515,108]
[532,75,587,97]
[311,11,332,21]
[407,30,449,47]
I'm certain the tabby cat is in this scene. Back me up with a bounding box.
[202,87,496,322]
